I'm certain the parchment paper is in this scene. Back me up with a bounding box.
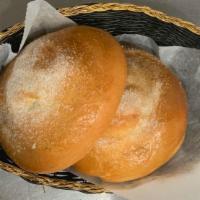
[0,0,200,199]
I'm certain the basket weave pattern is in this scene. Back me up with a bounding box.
[1,3,200,42]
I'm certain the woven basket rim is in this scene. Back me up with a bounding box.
[0,2,199,193]
[0,160,106,193]
[0,2,200,42]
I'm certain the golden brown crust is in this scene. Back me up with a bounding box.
[74,48,187,182]
[0,26,127,173]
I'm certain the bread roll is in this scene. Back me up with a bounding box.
[0,26,127,173]
[74,48,187,182]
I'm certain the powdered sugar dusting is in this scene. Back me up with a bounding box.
[5,36,75,126]
[78,112,98,126]
[126,118,163,165]
[32,143,36,150]
[94,50,164,167]
[118,82,162,116]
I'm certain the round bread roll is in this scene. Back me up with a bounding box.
[0,26,127,173]
[74,48,187,182]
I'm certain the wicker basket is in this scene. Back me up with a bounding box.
[0,3,200,194]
